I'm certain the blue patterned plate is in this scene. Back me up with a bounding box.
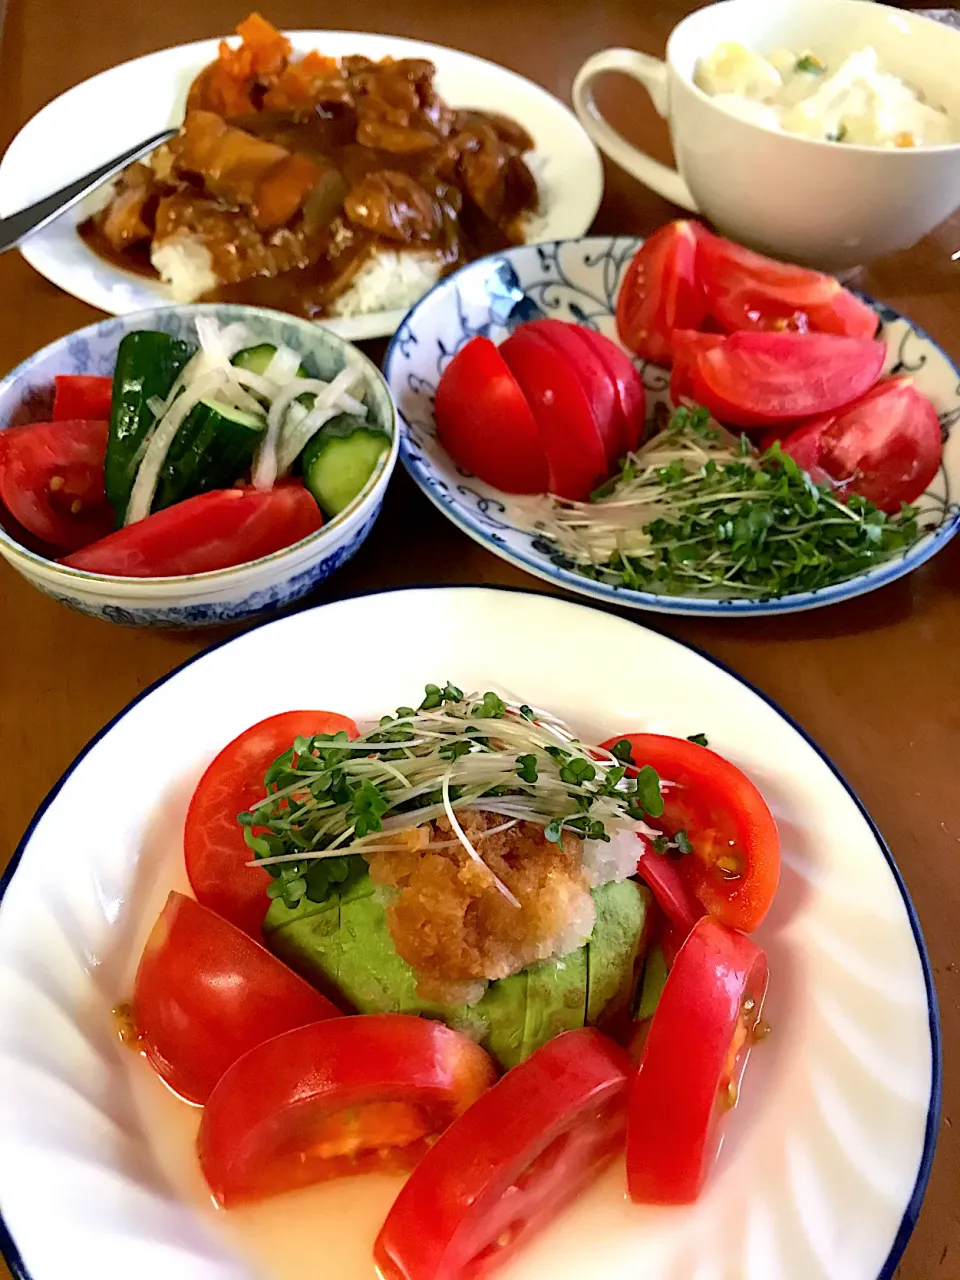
[385,236,960,616]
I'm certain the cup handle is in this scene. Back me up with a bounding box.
[572,48,698,212]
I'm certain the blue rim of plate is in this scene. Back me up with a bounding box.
[384,239,960,617]
[0,584,942,1280]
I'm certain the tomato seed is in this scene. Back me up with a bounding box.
[716,854,742,878]
[70,499,83,514]
[49,475,65,492]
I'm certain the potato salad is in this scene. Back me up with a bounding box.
[695,43,955,147]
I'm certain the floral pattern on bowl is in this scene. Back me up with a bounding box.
[385,236,960,617]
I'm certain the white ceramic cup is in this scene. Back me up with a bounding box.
[572,0,960,270]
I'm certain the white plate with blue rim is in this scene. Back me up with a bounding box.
[384,236,960,616]
[0,586,940,1280]
[0,31,602,342]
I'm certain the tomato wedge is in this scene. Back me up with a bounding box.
[600,733,779,932]
[0,418,113,550]
[522,319,624,466]
[616,222,707,366]
[133,892,338,1103]
[764,375,942,513]
[500,327,608,500]
[636,846,706,938]
[698,233,879,340]
[628,916,767,1204]
[575,326,647,453]
[691,331,886,430]
[199,1014,497,1205]
[184,709,358,937]
[375,1028,630,1280]
[669,330,725,406]
[434,336,548,494]
[60,483,323,576]
[52,375,114,422]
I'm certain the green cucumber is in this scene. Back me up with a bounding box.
[233,344,307,378]
[301,415,390,517]
[106,331,195,522]
[152,399,266,512]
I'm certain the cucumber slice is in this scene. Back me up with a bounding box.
[233,344,307,378]
[152,399,266,512]
[301,415,390,517]
[106,331,194,522]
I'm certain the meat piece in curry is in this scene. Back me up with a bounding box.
[80,12,539,319]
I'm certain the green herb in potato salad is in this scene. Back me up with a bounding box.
[528,405,920,599]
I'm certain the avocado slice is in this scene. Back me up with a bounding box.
[522,948,588,1064]
[263,871,650,1070]
[586,879,650,1025]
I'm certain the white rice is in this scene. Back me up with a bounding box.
[151,234,218,303]
[149,171,545,317]
[328,250,445,318]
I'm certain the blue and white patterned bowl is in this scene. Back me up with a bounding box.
[385,236,960,616]
[0,304,398,627]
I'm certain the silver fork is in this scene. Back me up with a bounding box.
[0,128,177,254]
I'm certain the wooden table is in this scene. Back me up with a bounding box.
[0,1,957,1275]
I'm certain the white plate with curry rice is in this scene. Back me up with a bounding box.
[0,17,603,341]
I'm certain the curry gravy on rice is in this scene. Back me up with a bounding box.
[81,13,539,318]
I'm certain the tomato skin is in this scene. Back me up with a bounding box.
[698,233,879,340]
[616,222,707,365]
[628,917,767,1204]
[500,327,608,500]
[132,892,338,1104]
[669,330,725,406]
[60,483,323,576]
[522,320,624,465]
[184,710,358,937]
[199,1014,497,1206]
[600,733,779,932]
[375,1027,631,1280]
[52,375,114,421]
[434,337,548,494]
[575,326,647,452]
[692,331,886,430]
[766,376,942,513]
[636,846,706,938]
[0,418,113,550]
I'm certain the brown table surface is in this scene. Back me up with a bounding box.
[1,0,958,1275]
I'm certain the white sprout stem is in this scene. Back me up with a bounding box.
[442,772,521,909]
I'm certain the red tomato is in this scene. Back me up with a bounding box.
[60,483,323,576]
[184,709,358,937]
[132,891,338,1103]
[764,376,942,513]
[0,418,113,550]
[628,916,767,1204]
[500,327,608,500]
[616,221,707,366]
[52,375,114,421]
[522,319,624,465]
[669,330,725,406]
[636,846,706,937]
[600,733,780,932]
[575,326,647,452]
[434,337,548,494]
[691,331,886,430]
[698,233,879,340]
[199,1014,497,1206]
[375,1028,630,1280]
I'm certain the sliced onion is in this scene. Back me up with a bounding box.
[124,369,227,525]
[264,344,303,384]
[195,316,251,365]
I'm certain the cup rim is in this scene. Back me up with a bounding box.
[0,302,399,592]
[664,0,960,156]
